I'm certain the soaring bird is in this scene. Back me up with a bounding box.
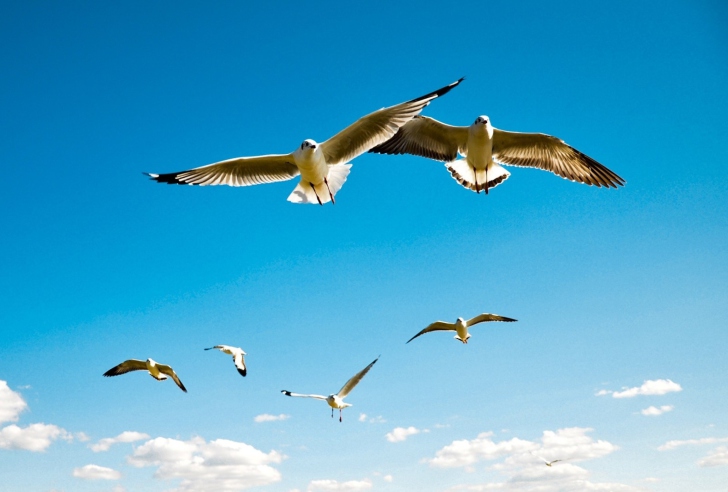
[407,313,517,344]
[145,79,463,205]
[281,356,379,422]
[103,358,187,392]
[370,115,624,194]
[205,345,247,377]
[531,452,563,467]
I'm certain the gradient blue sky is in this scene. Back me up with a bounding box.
[1,1,727,491]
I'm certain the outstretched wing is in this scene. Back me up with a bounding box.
[103,359,147,377]
[146,154,299,187]
[321,79,463,165]
[492,129,624,188]
[337,357,379,399]
[157,364,187,393]
[233,352,247,377]
[406,321,456,344]
[369,115,469,162]
[466,313,518,327]
[281,390,327,400]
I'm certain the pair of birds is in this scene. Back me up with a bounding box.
[102,345,246,393]
[101,313,515,422]
[146,78,623,203]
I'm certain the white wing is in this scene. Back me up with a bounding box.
[370,115,469,162]
[321,79,463,165]
[337,357,379,399]
[147,154,299,187]
[465,313,518,327]
[233,351,247,377]
[281,390,327,400]
[492,129,624,188]
[406,321,456,343]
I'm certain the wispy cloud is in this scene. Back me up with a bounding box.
[254,413,290,423]
[698,447,728,467]
[307,478,372,491]
[597,379,682,398]
[641,405,673,416]
[72,464,121,480]
[358,413,386,424]
[385,426,427,443]
[91,431,150,452]
[658,437,728,451]
[128,436,284,491]
[0,381,27,424]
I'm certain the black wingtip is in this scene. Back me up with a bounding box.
[281,390,292,396]
[237,368,247,377]
[407,77,464,104]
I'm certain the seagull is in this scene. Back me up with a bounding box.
[370,114,624,194]
[407,313,517,344]
[205,345,247,377]
[531,452,562,467]
[281,356,378,422]
[145,79,463,205]
[103,358,187,392]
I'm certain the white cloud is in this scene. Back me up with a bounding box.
[91,431,150,452]
[598,379,682,398]
[358,413,386,424]
[385,426,426,443]
[254,414,290,423]
[0,381,27,424]
[698,446,728,467]
[128,436,283,491]
[658,437,728,451]
[307,479,372,491]
[383,474,393,482]
[430,428,630,492]
[0,423,71,452]
[73,464,122,480]
[640,405,673,416]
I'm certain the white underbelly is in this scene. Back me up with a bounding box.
[297,159,328,185]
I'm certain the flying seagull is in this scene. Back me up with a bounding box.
[281,356,378,422]
[145,79,463,205]
[103,358,187,392]
[407,313,517,344]
[370,115,624,194]
[205,345,247,377]
[531,452,562,467]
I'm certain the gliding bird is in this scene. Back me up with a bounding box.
[103,358,187,392]
[531,452,562,467]
[407,313,517,344]
[205,345,247,377]
[281,356,379,422]
[370,115,624,194]
[146,79,463,205]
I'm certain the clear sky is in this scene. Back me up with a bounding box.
[1,1,727,491]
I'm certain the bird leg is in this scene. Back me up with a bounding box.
[331,407,334,418]
[339,409,342,422]
[473,166,480,194]
[310,182,323,206]
[324,177,335,204]
[485,165,489,195]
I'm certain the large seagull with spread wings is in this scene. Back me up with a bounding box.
[103,358,187,392]
[281,356,378,422]
[146,79,463,205]
[370,115,624,194]
[407,313,517,344]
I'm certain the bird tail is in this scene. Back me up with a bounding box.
[287,164,352,204]
[446,160,509,193]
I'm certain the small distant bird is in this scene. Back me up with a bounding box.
[370,115,624,193]
[205,345,247,377]
[407,313,517,344]
[145,79,463,205]
[281,357,379,422]
[103,358,187,392]
[531,452,562,467]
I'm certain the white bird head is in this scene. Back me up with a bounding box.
[456,317,466,325]
[474,115,490,126]
[298,139,318,152]
[146,358,155,365]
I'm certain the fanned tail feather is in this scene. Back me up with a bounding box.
[446,160,509,193]
[287,164,352,204]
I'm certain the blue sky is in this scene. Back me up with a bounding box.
[1,1,727,491]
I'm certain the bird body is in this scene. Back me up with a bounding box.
[103,358,187,392]
[407,313,517,344]
[370,115,624,193]
[146,79,463,204]
[205,345,247,377]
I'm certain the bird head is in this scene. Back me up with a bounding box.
[474,115,490,126]
[299,139,318,152]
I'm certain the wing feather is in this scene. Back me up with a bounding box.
[337,357,379,398]
[103,359,147,377]
[406,321,456,343]
[466,313,518,327]
[492,129,624,188]
[157,364,187,392]
[370,115,469,162]
[321,79,463,165]
[146,154,299,187]
[281,390,327,400]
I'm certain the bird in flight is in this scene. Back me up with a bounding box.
[145,79,463,205]
[370,114,624,194]
[205,345,247,377]
[103,358,187,392]
[407,313,517,344]
[281,356,379,422]
[531,452,563,467]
